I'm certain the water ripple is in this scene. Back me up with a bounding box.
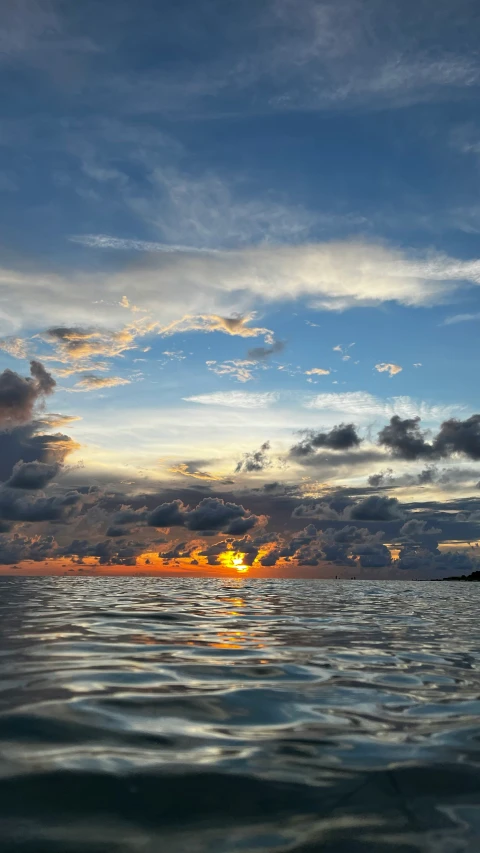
[0,577,479,851]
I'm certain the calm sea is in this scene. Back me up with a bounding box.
[0,577,479,852]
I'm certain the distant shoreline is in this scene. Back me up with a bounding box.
[443,570,480,582]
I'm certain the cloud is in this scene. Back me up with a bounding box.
[5,460,60,490]
[183,391,279,408]
[0,534,59,566]
[147,496,264,535]
[293,493,404,522]
[290,423,362,457]
[305,367,330,376]
[442,312,480,325]
[40,323,152,373]
[379,414,480,461]
[206,359,257,383]
[0,489,83,524]
[349,494,404,522]
[235,442,271,474]
[5,242,480,345]
[168,462,227,483]
[160,313,273,341]
[0,361,56,427]
[378,415,433,460]
[434,415,480,460]
[73,375,131,391]
[375,363,403,377]
[399,519,441,539]
[305,391,460,422]
[70,235,220,254]
[0,421,78,482]
[247,340,286,361]
[0,337,28,359]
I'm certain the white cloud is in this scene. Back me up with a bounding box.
[304,391,463,423]
[2,241,480,339]
[70,234,220,255]
[72,375,131,391]
[305,367,330,375]
[0,336,28,359]
[206,359,257,383]
[442,312,480,325]
[375,362,403,376]
[184,391,279,409]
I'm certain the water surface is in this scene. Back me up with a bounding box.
[0,577,479,852]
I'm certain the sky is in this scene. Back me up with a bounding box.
[1,0,480,578]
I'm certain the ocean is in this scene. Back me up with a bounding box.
[0,577,479,852]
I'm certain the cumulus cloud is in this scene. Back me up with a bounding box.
[293,493,404,522]
[290,423,361,457]
[305,367,330,376]
[0,421,78,481]
[379,414,480,461]
[145,496,264,536]
[375,363,403,376]
[235,442,271,474]
[0,361,56,427]
[0,489,83,524]
[5,461,60,490]
[349,494,405,521]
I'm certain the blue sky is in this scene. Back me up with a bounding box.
[1,0,480,576]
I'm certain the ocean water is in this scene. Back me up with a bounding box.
[0,578,479,852]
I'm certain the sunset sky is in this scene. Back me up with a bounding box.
[1,0,480,577]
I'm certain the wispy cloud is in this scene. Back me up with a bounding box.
[304,391,463,423]
[72,375,131,391]
[159,313,273,341]
[206,359,258,384]
[70,234,220,254]
[184,391,279,409]
[442,312,480,326]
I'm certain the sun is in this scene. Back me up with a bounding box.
[232,555,249,573]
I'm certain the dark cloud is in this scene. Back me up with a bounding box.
[235,441,271,473]
[0,534,58,565]
[185,497,262,534]
[6,460,60,490]
[0,361,56,427]
[352,543,392,568]
[60,538,139,566]
[368,469,394,488]
[396,545,478,575]
[434,415,480,460]
[247,340,285,361]
[349,495,404,522]
[147,499,187,528]
[378,416,433,460]
[145,496,264,535]
[290,423,361,457]
[0,489,82,523]
[399,519,441,539]
[379,414,480,461]
[0,421,77,481]
[293,493,403,522]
